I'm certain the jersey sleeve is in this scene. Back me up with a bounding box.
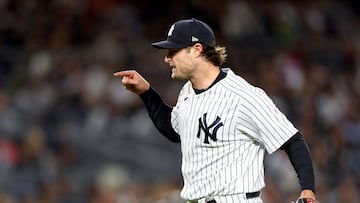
[239,88,298,154]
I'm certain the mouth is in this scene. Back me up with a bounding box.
[170,66,176,77]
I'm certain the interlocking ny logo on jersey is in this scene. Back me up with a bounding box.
[197,113,223,144]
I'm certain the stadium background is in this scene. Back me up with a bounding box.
[0,0,359,202]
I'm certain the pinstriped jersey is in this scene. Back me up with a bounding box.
[171,68,298,200]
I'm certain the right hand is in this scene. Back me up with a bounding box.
[113,70,150,95]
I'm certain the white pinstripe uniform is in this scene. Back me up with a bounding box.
[171,69,298,203]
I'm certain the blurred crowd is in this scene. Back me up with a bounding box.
[0,0,360,202]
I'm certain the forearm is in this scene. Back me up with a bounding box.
[140,87,180,143]
[281,132,315,193]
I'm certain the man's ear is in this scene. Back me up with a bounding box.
[192,43,204,57]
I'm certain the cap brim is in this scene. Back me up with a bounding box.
[151,40,187,49]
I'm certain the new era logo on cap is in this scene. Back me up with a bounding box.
[152,18,216,49]
[191,36,199,42]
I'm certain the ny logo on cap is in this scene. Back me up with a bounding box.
[168,24,175,36]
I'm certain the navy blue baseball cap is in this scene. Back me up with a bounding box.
[152,18,216,49]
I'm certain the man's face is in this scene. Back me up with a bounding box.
[164,46,195,80]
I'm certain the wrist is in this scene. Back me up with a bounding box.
[300,189,316,199]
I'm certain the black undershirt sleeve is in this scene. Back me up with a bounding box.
[280,132,315,193]
[139,87,180,143]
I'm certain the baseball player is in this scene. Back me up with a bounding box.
[114,18,318,203]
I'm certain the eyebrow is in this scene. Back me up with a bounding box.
[167,48,182,57]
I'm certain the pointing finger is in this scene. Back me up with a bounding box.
[113,70,135,77]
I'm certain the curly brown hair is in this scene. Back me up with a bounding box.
[202,44,227,66]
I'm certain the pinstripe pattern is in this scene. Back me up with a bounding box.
[171,69,297,201]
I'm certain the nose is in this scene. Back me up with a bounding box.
[164,56,171,64]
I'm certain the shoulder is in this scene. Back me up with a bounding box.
[179,81,193,95]
[175,81,193,104]
[221,68,267,99]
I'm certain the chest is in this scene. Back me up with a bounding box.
[173,92,241,144]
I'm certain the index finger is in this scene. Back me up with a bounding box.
[113,70,135,77]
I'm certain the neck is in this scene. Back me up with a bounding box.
[190,64,220,90]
